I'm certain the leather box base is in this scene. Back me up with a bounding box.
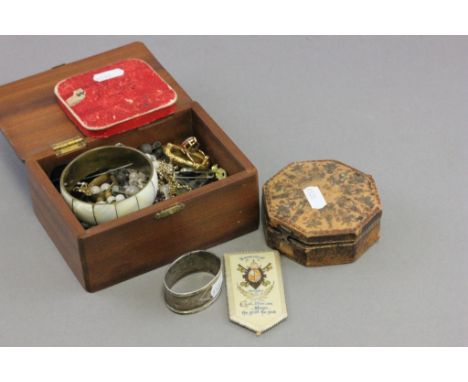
[262,160,382,267]
[264,212,381,266]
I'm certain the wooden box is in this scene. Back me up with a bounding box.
[0,42,259,292]
[263,160,381,266]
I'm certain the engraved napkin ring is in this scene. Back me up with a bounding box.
[163,251,223,314]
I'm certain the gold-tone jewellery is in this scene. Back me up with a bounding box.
[156,160,192,197]
[163,137,210,171]
[181,136,200,151]
[53,136,228,227]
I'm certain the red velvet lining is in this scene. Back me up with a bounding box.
[55,58,177,138]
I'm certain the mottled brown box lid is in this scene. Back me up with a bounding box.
[263,160,382,245]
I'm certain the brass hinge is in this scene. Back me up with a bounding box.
[51,136,86,157]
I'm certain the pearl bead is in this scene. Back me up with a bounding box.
[138,143,153,154]
[100,183,111,191]
[125,185,139,196]
[90,186,101,195]
[107,196,116,203]
[115,194,125,202]
[160,184,170,199]
[112,185,120,193]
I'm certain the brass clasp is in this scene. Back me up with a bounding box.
[154,203,185,220]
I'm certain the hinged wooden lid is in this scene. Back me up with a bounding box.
[0,42,192,161]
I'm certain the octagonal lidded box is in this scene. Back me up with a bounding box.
[263,160,382,266]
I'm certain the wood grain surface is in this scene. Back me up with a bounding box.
[0,42,192,161]
[3,42,259,291]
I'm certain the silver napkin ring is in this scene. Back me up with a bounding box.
[163,251,223,314]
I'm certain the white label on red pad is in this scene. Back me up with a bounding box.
[93,68,124,82]
[303,186,327,209]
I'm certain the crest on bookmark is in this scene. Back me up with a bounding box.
[224,251,288,335]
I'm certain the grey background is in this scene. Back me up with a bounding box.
[0,36,466,346]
